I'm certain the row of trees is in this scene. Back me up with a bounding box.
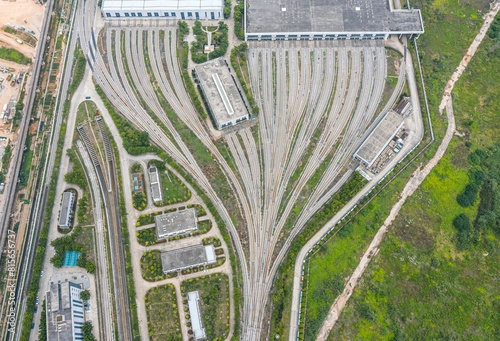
[230,43,259,114]
[0,143,12,182]
[453,146,500,250]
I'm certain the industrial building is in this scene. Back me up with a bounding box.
[155,208,198,240]
[193,58,250,130]
[187,291,206,340]
[245,0,424,41]
[148,165,163,203]
[46,281,85,341]
[354,110,405,169]
[58,191,76,230]
[161,244,216,273]
[101,0,223,19]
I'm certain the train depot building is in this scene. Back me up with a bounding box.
[101,0,223,19]
[245,0,424,41]
[194,58,250,130]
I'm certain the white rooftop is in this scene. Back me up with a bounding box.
[188,291,206,340]
[102,0,222,11]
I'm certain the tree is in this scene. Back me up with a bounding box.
[80,290,90,301]
[82,322,97,341]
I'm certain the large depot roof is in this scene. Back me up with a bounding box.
[246,0,424,36]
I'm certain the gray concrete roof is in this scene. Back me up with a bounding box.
[194,58,249,126]
[246,0,423,35]
[58,191,75,227]
[148,166,163,202]
[155,208,197,237]
[161,244,215,273]
[354,110,404,167]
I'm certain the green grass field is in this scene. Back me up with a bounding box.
[300,1,498,339]
[0,47,31,65]
[156,169,191,206]
[145,284,182,341]
[330,16,500,341]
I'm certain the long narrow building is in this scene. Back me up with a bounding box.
[101,0,223,19]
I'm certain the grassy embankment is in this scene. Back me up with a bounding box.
[327,4,500,341]
[297,0,493,339]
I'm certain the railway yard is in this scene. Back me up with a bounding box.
[0,0,428,338]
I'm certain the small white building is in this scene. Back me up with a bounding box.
[187,291,206,340]
[101,0,223,20]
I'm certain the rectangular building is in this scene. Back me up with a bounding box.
[245,0,424,41]
[188,291,206,340]
[46,281,85,341]
[354,111,405,168]
[155,208,198,240]
[148,165,163,203]
[161,244,216,273]
[58,191,76,230]
[194,58,250,130]
[101,0,223,20]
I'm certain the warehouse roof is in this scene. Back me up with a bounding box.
[354,111,404,167]
[161,244,216,273]
[194,58,249,126]
[246,0,423,35]
[155,208,197,238]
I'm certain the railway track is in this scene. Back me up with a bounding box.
[77,125,133,341]
[75,5,391,337]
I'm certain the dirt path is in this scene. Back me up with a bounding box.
[315,3,500,340]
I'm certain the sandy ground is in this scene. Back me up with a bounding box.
[0,0,45,39]
[315,2,500,340]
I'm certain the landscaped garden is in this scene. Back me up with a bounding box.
[140,250,166,282]
[149,160,191,206]
[145,284,182,341]
[182,273,230,340]
[191,20,229,64]
[131,163,147,210]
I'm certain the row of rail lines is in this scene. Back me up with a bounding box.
[76,0,389,334]
[77,121,133,341]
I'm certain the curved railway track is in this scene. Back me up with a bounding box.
[76,4,390,337]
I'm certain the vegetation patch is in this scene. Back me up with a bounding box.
[95,84,163,156]
[150,160,191,206]
[131,163,147,210]
[230,43,259,115]
[182,273,230,340]
[191,21,229,64]
[331,21,500,340]
[145,284,182,341]
[50,226,96,274]
[0,46,31,65]
[234,1,245,40]
[136,227,158,246]
[140,250,166,282]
